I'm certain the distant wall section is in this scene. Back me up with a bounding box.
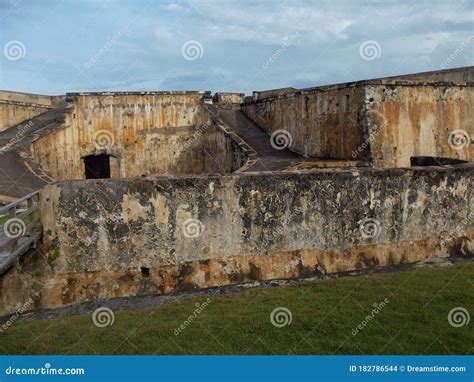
[241,85,367,159]
[31,92,247,180]
[0,91,62,132]
[242,69,474,167]
[365,84,473,168]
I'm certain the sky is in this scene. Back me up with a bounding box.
[0,0,473,95]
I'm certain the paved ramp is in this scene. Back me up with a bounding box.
[217,109,303,171]
[0,103,70,200]
[214,108,362,172]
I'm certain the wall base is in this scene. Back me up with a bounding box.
[1,233,472,316]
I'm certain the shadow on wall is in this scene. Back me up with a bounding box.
[410,156,468,167]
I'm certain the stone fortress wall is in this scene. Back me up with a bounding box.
[0,90,64,132]
[31,92,247,180]
[0,67,472,315]
[242,71,473,166]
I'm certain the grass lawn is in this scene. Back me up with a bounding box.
[1,262,472,355]
[0,215,11,225]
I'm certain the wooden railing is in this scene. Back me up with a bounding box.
[0,191,42,274]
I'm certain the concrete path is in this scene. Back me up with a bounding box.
[217,109,303,171]
[215,108,361,172]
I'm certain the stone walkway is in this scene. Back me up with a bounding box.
[215,108,362,172]
[0,104,70,200]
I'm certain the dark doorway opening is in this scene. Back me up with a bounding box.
[410,156,468,167]
[84,154,111,179]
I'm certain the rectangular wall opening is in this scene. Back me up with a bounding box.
[84,154,111,179]
[410,156,468,167]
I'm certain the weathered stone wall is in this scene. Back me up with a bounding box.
[31,92,246,180]
[365,84,473,168]
[242,82,473,167]
[0,90,59,105]
[251,87,298,101]
[375,66,474,84]
[241,85,367,159]
[213,92,244,108]
[0,91,60,132]
[1,164,471,314]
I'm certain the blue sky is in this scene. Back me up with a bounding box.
[1,0,473,95]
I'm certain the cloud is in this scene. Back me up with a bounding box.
[190,2,354,45]
[1,0,473,95]
[154,26,176,41]
[161,2,184,12]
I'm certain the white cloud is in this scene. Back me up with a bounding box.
[191,2,354,45]
[161,3,184,12]
[2,0,473,95]
[154,26,175,41]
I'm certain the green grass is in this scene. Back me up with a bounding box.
[0,211,37,226]
[1,262,473,355]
